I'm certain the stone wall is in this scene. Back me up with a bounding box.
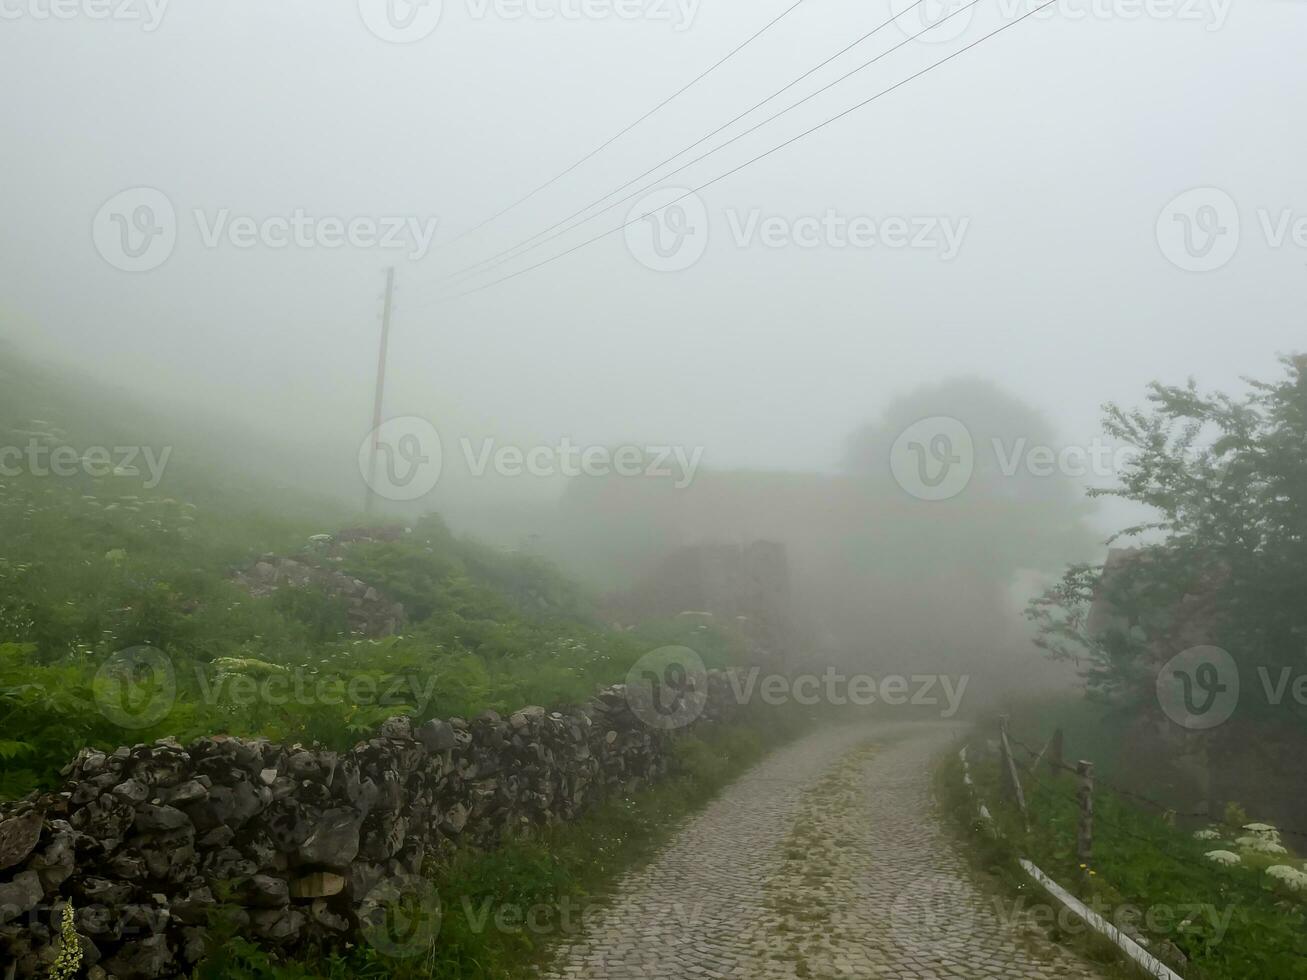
[0,672,740,979]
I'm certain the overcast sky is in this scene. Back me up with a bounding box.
[2,0,1303,521]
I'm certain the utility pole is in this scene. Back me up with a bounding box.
[365,266,396,516]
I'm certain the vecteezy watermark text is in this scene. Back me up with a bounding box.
[889,416,1137,501]
[1157,187,1307,273]
[623,647,970,732]
[92,648,441,730]
[358,416,705,502]
[356,0,700,43]
[0,0,170,30]
[1157,644,1307,730]
[726,667,969,715]
[92,187,440,272]
[624,189,972,273]
[893,0,1231,47]
[0,440,172,489]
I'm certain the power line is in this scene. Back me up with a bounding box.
[437,0,812,251]
[423,0,1057,306]
[417,0,933,293]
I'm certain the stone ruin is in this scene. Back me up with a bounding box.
[0,672,740,979]
[230,528,412,638]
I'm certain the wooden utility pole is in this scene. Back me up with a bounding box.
[365,266,396,515]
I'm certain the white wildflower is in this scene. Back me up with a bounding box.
[1266,865,1307,891]
[1236,835,1288,855]
[1193,829,1223,841]
[1205,850,1241,866]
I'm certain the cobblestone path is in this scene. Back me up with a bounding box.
[545,722,1112,979]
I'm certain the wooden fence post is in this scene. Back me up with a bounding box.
[1077,760,1094,877]
[998,716,1029,830]
[1049,728,1064,775]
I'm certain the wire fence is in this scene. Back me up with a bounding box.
[980,723,1307,966]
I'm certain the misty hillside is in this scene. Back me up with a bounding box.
[0,347,739,799]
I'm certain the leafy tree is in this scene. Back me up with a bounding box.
[1029,355,1307,726]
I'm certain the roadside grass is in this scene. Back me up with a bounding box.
[195,716,811,979]
[941,735,1307,979]
[935,748,1142,979]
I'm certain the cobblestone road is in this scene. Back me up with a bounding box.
[545,722,1112,979]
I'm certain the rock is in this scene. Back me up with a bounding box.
[242,874,289,908]
[76,903,122,940]
[77,876,134,905]
[441,803,470,834]
[0,871,44,924]
[307,898,349,931]
[0,810,44,873]
[28,827,75,892]
[107,851,147,880]
[134,804,190,833]
[179,926,209,963]
[104,934,176,979]
[289,871,345,899]
[415,719,456,753]
[172,885,217,926]
[111,779,150,804]
[510,706,546,729]
[163,779,208,806]
[376,716,414,742]
[297,808,363,868]
[250,907,305,944]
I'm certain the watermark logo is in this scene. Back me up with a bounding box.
[726,210,969,259]
[93,186,440,271]
[359,424,703,501]
[93,187,177,273]
[359,873,442,957]
[728,669,969,715]
[898,0,1232,44]
[1157,187,1240,273]
[460,438,703,488]
[624,646,709,730]
[892,0,975,43]
[889,420,1139,501]
[890,416,975,502]
[358,0,444,42]
[93,646,177,730]
[359,417,444,502]
[0,0,171,30]
[0,441,172,489]
[360,0,698,38]
[625,188,710,273]
[1157,645,1239,730]
[626,197,969,272]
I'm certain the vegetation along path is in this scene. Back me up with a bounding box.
[546,722,1111,979]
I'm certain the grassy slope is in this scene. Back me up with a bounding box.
[0,344,744,797]
[945,729,1307,979]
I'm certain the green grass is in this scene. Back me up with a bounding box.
[0,345,747,798]
[948,730,1307,979]
[193,717,809,979]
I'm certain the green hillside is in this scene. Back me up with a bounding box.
[0,345,741,798]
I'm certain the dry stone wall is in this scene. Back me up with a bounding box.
[0,672,740,979]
